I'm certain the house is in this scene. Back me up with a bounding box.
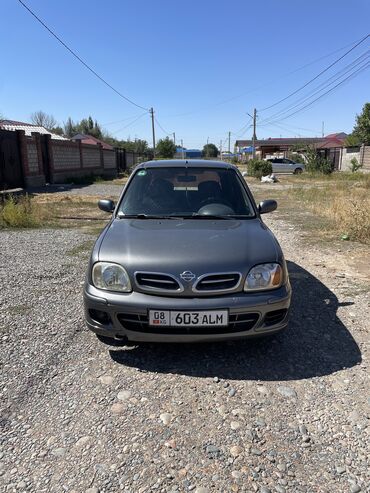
[235,133,348,169]
[0,119,68,140]
[71,133,114,150]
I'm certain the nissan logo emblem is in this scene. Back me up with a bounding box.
[180,271,196,282]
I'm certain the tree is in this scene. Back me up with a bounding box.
[30,111,58,131]
[156,137,176,158]
[202,143,219,158]
[345,102,370,146]
[64,117,76,137]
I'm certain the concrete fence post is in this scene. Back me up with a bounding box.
[78,141,83,169]
[44,134,54,183]
[16,130,29,182]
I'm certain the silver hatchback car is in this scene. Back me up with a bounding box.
[84,160,291,343]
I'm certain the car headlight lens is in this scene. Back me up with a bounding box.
[92,262,131,292]
[244,263,283,291]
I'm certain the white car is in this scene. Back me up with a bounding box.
[266,158,304,174]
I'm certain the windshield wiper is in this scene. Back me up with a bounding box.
[117,213,180,219]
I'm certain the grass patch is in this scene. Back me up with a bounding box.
[249,173,370,245]
[0,195,50,229]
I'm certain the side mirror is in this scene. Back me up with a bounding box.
[258,199,277,214]
[98,199,115,213]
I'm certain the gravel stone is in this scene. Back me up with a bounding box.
[230,445,243,457]
[160,412,172,425]
[277,386,297,399]
[350,485,361,493]
[117,390,131,401]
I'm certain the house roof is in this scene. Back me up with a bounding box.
[0,119,68,140]
[236,134,346,149]
[71,133,113,150]
[236,137,324,147]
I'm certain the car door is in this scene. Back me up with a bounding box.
[281,158,294,172]
[271,158,284,172]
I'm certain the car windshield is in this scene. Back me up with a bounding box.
[118,167,255,218]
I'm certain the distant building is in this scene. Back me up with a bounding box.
[71,133,114,150]
[174,147,202,159]
[235,134,348,169]
[0,119,68,140]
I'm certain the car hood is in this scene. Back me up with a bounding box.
[98,218,280,278]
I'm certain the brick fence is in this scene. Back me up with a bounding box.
[18,131,117,187]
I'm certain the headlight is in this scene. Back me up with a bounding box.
[92,262,131,292]
[244,263,283,291]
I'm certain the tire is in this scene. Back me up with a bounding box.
[294,168,303,174]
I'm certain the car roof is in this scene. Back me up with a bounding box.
[135,159,237,170]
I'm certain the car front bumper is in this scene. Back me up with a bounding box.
[83,282,291,343]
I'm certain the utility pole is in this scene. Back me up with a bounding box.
[206,136,209,158]
[247,109,257,159]
[321,121,324,138]
[180,139,184,159]
[252,108,257,159]
[228,131,231,157]
[173,132,176,145]
[219,140,222,160]
[150,107,156,157]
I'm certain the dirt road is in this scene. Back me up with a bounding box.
[0,185,368,493]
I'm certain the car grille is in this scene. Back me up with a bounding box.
[135,272,182,292]
[194,273,241,292]
[263,309,288,326]
[117,311,259,335]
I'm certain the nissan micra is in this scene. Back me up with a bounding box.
[84,160,291,343]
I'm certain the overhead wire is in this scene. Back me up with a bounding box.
[18,0,150,111]
[111,112,148,135]
[259,51,370,125]
[154,118,173,136]
[259,33,369,112]
[263,61,370,125]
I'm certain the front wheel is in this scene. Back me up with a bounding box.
[294,168,303,174]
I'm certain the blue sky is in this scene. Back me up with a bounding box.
[1,0,369,149]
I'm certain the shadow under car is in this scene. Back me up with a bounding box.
[107,261,361,381]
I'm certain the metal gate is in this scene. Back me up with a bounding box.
[0,130,24,189]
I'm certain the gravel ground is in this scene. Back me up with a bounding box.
[0,187,369,493]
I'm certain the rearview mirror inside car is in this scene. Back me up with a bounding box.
[98,199,115,213]
[258,199,277,214]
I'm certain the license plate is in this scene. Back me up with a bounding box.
[149,310,228,327]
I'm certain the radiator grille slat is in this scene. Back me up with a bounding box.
[135,272,181,292]
[195,273,241,292]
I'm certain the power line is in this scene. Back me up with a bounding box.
[154,118,172,136]
[164,35,368,119]
[264,61,370,124]
[259,51,370,125]
[111,112,148,135]
[18,0,149,112]
[259,33,369,112]
[102,114,146,126]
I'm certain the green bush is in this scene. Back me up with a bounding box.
[350,157,363,173]
[247,159,273,179]
[304,147,332,175]
[0,195,45,228]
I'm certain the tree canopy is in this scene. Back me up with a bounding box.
[345,103,370,146]
[30,111,58,132]
[202,143,219,158]
[156,137,176,158]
